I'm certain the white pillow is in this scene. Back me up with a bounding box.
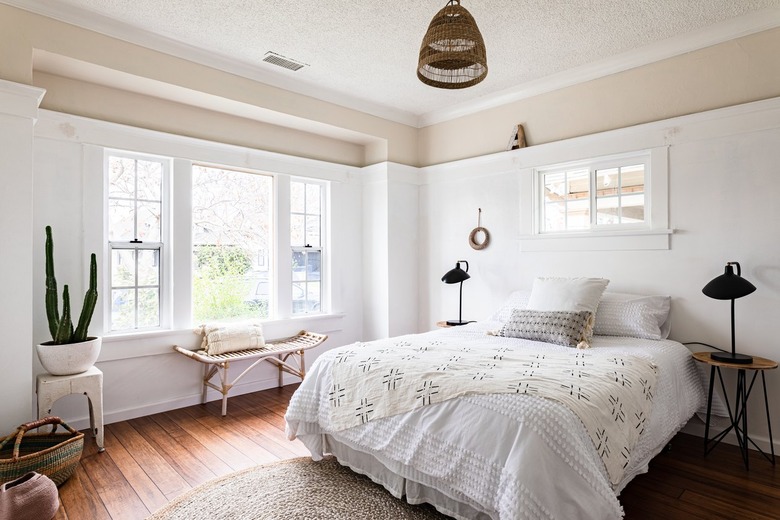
[527,277,609,314]
[594,293,672,340]
[489,290,531,323]
[199,322,265,355]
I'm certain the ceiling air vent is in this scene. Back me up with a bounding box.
[262,51,307,72]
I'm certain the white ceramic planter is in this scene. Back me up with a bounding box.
[36,337,102,376]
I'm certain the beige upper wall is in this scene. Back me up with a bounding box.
[418,27,780,166]
[34,71,367,166]
[2,4,780,168]
[0,4,417,167]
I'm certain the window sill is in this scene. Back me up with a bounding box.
[98,313,345,362]
[519,229,673,252]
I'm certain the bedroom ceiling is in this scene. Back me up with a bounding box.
[7,0,780,126]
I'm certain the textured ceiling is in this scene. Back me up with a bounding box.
[10,0,780,124]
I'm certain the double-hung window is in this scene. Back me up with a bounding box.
[538,152,650,234]
[106,152,168,332]
[290,180,324,315]
[191,164,273,323]
[105,148,328,333]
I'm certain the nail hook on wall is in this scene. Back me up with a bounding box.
[469,208,490,250]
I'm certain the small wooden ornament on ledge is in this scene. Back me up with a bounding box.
[507,124,527,151]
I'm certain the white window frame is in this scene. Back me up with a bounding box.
[98,148,332,335]
[536,151,651,234]
[190,162,276,323]
[520,147,671,252]
[290,177,327,316]
[104,149,172,333]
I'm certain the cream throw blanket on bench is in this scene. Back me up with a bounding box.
[196,322,265,355]
[327,335,657,486]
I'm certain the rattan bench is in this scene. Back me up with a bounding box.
[173,330,327,416]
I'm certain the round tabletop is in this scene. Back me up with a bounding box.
[692,351,778,370]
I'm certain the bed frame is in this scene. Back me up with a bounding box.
[174,330,327,415]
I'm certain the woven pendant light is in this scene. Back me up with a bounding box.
[417,0,488,89]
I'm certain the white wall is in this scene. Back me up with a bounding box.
[361,163,420,341]
[419,97,780,452]
[387,165,420,338]
[29,111,365,430]
[0,80,44,430]
[362,165,389,340]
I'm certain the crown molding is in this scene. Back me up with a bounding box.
[0,78,45,120]
[4,1,780,129]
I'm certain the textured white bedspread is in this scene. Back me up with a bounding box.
[285,323,705,520]
[325,334,657,487]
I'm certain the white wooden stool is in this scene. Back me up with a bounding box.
[36,366,104,452]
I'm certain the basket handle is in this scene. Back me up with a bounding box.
[0,417,79,460]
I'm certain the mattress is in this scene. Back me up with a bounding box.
[285,321,705,520]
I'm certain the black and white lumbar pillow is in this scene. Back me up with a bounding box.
[497,309,594,348]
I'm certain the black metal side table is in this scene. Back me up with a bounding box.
[693,351,777,469]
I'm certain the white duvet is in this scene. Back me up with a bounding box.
[285,322,705,520]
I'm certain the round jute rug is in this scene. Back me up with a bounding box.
[147,457,451,520]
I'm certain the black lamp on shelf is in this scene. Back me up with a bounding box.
[702,261,756,364]
[442,260,470,326]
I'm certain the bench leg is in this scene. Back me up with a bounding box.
[202,363,209,405]
[220,362,230,416]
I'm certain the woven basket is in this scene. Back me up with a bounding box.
[0,417,84,486]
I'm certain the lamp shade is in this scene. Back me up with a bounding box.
[442,261,470,284]
[417,0,488,89]
[702,263,756,300]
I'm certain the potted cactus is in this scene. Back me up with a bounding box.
[35,226,100,376]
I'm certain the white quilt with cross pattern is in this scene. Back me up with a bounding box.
[325,335,656,487]
[286,323,704,520]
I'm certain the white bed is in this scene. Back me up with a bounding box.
[285,320,705,520]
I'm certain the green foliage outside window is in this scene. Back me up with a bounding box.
[192,245,267,322]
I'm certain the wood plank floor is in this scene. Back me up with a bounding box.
[53,384,779,519]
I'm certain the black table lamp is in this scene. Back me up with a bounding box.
[702,261,756,364]
[442,260,470,326]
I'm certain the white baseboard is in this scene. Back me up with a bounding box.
[66,374,299,432]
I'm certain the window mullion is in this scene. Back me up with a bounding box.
[134,250,139,329]
[617,167,624,224]
[277,175,293,319]
[562,171,568,231]
[171,158,191,330]
[133,159,139,241]
[590,167,597,228]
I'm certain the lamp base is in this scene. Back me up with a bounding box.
[711,351,754,364]
[446,320,471,326]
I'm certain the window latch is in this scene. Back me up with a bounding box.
[304,244,312,248]
[130,239,143,244]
